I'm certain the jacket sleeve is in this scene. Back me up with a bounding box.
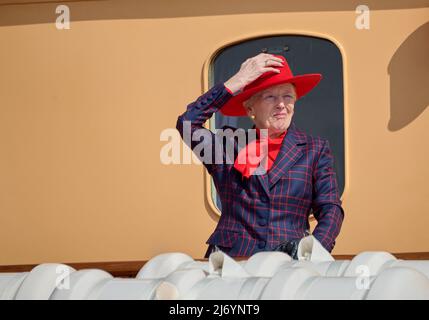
[176,83,234,176]
[311,138,345,253]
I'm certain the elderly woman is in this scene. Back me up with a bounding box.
[176,53,344,259]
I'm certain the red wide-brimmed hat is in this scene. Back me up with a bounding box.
[220,55,322,116]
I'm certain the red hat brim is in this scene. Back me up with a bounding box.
[220,73,322,116]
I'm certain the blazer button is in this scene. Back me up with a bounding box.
[258,219,267,226]
[260,195,269,203]
[258,241,266,249]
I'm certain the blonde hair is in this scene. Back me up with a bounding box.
[243,83,297,110]
[243,92,262,110]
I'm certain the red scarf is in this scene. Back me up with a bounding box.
[234,129,287,178]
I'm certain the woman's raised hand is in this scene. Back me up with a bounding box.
[224,53,284,94]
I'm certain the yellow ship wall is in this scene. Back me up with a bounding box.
[0,0,428,265]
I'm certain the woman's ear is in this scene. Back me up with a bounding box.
[244,105,254,118]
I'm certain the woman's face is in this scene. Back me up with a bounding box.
[245,83,296,136]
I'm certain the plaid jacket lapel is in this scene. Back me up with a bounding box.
[235,122,307,197]
[268,121,307,189]
[256,173,270,198]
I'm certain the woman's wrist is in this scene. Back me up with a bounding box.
[224,76,245,95]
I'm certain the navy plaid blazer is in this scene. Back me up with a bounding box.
[176,82,344,257]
